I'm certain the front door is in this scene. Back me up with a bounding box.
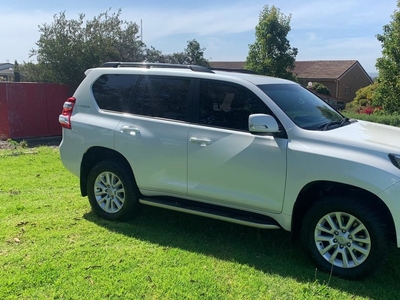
[187,79,287,213]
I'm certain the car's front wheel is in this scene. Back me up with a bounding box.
[87,159,140,220]
[301,195,389,279]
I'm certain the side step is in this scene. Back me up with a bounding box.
[139,196,280,229]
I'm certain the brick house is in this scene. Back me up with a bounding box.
[209,60,373,102]
[292,60,373,102]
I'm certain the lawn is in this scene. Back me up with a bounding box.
[1,145,400,299]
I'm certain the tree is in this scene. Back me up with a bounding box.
[181,39,209,66]
[20,62,42,82]
[145,46,167,63]
[13,60,21,82]
[375,1,400,113]
[246,5,298,80]
[29,9,146,86]
[146,39,210,67]
[29,10,210,85]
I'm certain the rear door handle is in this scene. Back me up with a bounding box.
[120,125,141,135]
[190,137,211,146]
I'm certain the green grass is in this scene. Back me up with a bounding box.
[1,147,400,299]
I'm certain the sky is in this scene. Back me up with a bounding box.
[0,0,397,74]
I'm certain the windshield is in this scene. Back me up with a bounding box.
[258,84,344,130]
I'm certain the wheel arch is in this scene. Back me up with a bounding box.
[291,180,396,243]
[80,146,134,197]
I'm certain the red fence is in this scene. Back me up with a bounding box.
[0,83,69,140]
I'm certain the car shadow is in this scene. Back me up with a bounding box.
[83,205,400,299]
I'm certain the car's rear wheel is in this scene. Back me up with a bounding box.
[301,195,388,279]
[87,159,140,220]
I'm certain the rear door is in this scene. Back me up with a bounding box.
[115,75,193,197]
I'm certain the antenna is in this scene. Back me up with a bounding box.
[141,19,143,43]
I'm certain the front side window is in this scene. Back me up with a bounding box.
[92,74,139,112]
[130,76,190,122]
[198,80,271,131]
[258,84,344,130]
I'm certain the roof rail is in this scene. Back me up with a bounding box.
[100,62,214,73]
[210,68,258,75]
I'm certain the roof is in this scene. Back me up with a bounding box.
[213,70,294,85]
[88,64,293,86]
[292,60,358,79]
[0,63,13,71]
[209,60,365,80]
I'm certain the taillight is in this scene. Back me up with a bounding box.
[59,97,76,129]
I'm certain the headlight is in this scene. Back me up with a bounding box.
[389,154,400,169]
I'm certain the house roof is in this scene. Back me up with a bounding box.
[0,63,13,71]
[209,60,366,80]
[292,60,358,79]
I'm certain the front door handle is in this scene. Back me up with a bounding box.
[190,137,211,146]
[121,125,141,136]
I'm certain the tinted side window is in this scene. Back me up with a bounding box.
[198,80,271,131]
[130,77,190,122]
[92,74,139,112]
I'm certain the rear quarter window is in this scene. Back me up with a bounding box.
[92,74,139,112]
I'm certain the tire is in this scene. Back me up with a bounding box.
[87,159,141,221]
[301,194,388,280]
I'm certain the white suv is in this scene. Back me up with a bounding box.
[59,62,400,279]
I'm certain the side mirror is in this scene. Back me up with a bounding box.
[249,114,279,133]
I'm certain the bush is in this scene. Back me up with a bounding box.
[343,112,400,127]
[310,82,331,95]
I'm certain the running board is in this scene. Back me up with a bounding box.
[139,196,280,229]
